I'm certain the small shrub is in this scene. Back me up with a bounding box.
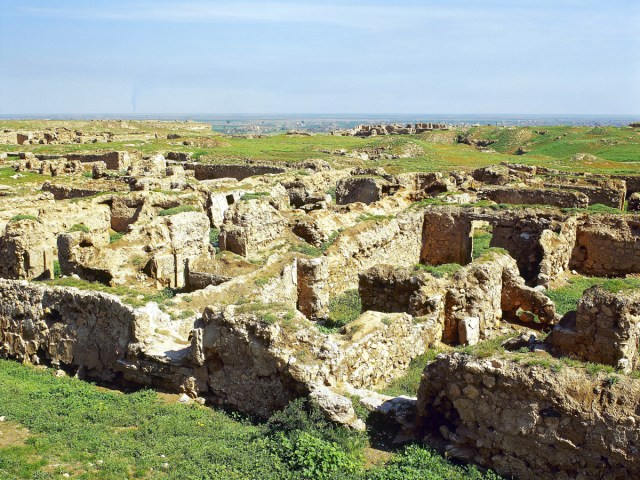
[209,227,220,246]
[326,289,361,329]
[53,260,62,278]
[109,230,124,243]
[68,223,90,233]
[159,205,198,216]
[9,214,38,223]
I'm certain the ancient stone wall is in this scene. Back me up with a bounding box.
[543,177,626,209]
[219,200,285,257]
[335,177,384,205]
[0,219,55,280]
[421,208,472,266]
[325,210,424,293]
[537,217,578,286]
[570,215,640,276]
[358,265,427,313]
[0,280,138,376]
[187,163,286,181]
[547,287,640,372]
[417,353,640,480]
[67,151,131,171]
[481,186,588,208]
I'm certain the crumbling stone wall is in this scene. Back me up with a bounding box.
[537,217,578,286]
[297,257,329,320]
[570,215,640,276]
[421,208,472,266]
[0,280,137,377]
[417,353,640,480]
[335,177,389,205]
[188,163,286,181]
[359,265,427,313]
[0,219,55,280]
[219,200,285,257]
[480,186,589,208]
[325,210,424,292]
[67,151,132,171]
[541,176,626,209]
[547,287,640,372]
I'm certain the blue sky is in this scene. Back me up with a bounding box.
[0,0,638,114]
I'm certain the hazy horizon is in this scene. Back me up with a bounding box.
[1,1,639,115]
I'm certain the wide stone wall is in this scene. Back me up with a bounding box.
[325,209,424,293]
[188,163,286,181]
[417,353,640,480]
[0,279,138,377]
[570,215,640,276]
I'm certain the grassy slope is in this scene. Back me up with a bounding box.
[0,360,500,480]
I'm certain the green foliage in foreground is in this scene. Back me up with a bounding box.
[546,275,640,316]
[158,205,198,216]
[0,360,501,479]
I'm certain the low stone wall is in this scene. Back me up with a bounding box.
[417,353,640,480]
[421,208,472,265]
[547,287,640,372]
[192,306,441,416]
[543,177,626,209]
[481,186,588,208]
[67,151,131,171]
[41,182,106,200]
[570,215,640,276]
[325,210,424,293]
[359,265,427,313]
[187,163,286,181]
[0,279,139,377]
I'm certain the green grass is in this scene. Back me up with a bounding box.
[9,214,38,223]
[37,277,177,308]
[68,223,90,233]
[472,228,493,260]
[379,349,440,397]
[546,275,640,316]
[158,205,198,216]
[241,192,271,201]
[108,231,123,244]
[0,167,47,186]
[0,361,501,479]
[414,263,461,278]
[324,290,362,331]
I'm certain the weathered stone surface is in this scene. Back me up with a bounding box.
[417,352,640,480]
[0,219,55,280]
[547,286,640,372]
[297,257,329,320]
[219,200,285,257]
[481,186,589,208]
[570,215,640,277]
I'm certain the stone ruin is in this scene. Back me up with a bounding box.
[2,134,640,479]
[331,122,448,136]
